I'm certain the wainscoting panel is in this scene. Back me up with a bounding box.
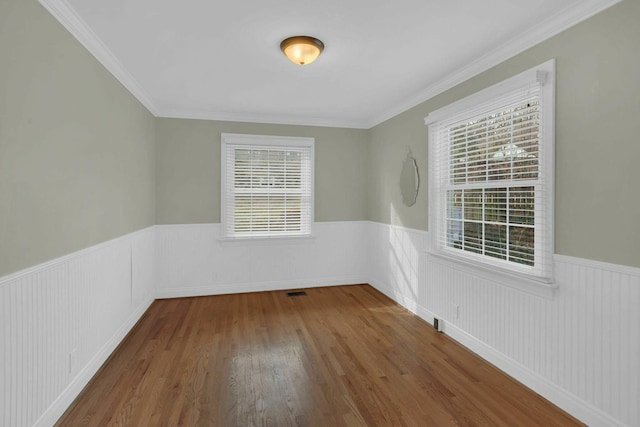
[2,221,637,427]
[367,221,640,427]
[155,222,370,298]
[0,227,156,427]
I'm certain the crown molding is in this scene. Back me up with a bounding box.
[364,0,623,129]
[157,108,371,129]
[37,0,367,129]
[38,0,160,115]
[39,0,621,130]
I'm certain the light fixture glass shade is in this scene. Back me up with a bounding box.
[280,36,324,65]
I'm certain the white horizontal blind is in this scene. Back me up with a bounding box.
[222,134,313,238]
[427,62,554,282]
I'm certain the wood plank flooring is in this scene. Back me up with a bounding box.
[56,284,583,426]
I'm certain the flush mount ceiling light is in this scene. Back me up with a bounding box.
[280,36,325,65]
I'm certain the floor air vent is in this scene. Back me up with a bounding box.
[286,291,307,297]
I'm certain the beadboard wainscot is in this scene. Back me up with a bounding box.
[367,221,640,427]
[155,221,370,298]
[2,221,638,427]
[0,227,156,427]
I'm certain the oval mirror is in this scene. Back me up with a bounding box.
[400,154,419,207]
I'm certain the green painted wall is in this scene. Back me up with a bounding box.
[2,0,637,276]
[0,0,156,277]
[155,118,368,224]
[367,0,640,268]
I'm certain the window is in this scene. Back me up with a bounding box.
[425,60,555,282]
[221,133,314,238]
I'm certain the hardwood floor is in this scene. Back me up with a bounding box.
[56,285,583,426]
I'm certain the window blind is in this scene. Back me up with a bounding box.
[221,134,313,238]
[426,62,554,282]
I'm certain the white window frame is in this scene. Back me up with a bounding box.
[221,133,314,239]
[425,60,555,287]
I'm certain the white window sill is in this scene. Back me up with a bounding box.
[425,250,557,299]
[219,233,316,246]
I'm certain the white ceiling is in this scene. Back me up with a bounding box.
[40,0,619,129]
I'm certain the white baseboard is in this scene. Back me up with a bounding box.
[156,276,369,299]
[34,295,154,426]
[155,222,370,299]
[445,324,626,427]
[0,227,157,427]
[369,277,627,427]
[3,221,637,427]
